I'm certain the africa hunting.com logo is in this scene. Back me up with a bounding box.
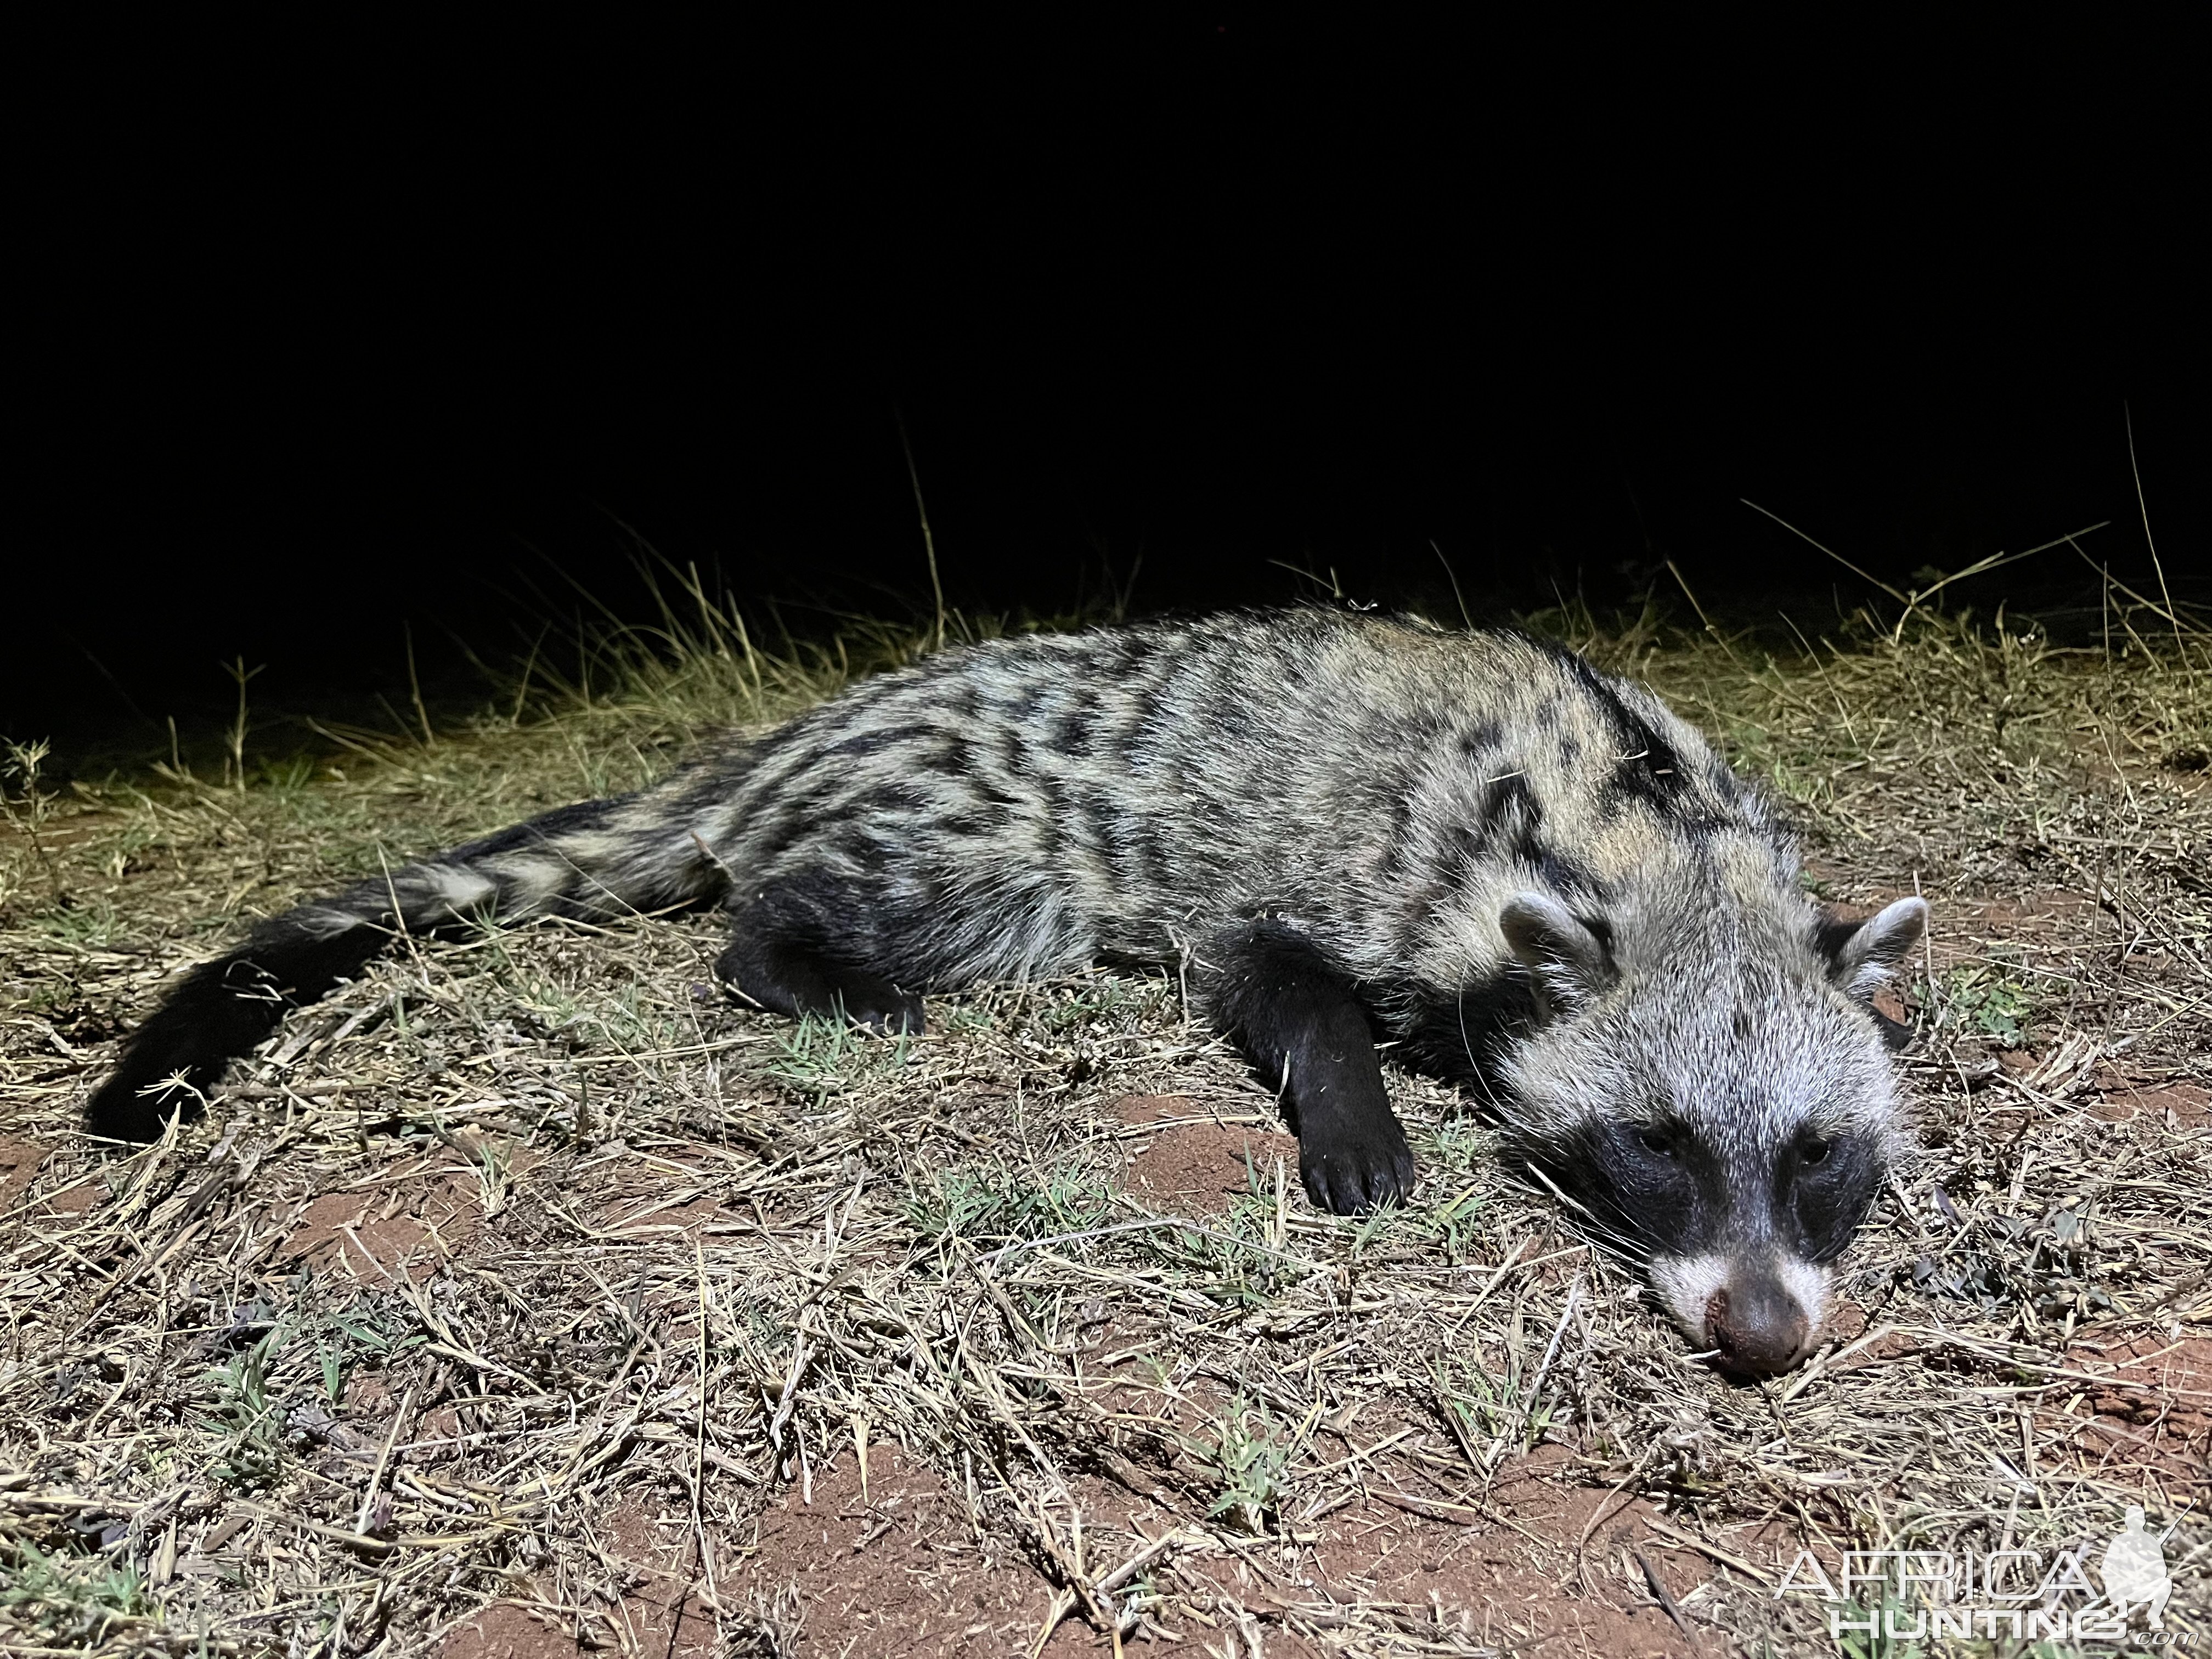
[1774,1506,2183,1644]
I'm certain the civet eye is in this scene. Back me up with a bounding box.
[1637,1128,1675,1158]
[1801,1139,1833,1167]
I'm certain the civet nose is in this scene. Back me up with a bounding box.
[1705,1276,1812,1376]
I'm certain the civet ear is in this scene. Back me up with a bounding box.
[1818,896,1928,1000]
[1499,893,1612,1019]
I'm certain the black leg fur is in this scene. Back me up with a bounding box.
[718,884,924,1034]
[84,921,391,1141]
[1204,919,1416,1214]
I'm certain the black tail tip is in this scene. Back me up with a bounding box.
[84,1070,205,1143]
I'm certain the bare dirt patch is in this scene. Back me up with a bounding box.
[278,1153,520,1280]
[40,1176,106,1216]
[1946,888,2105,938]
[2039,1332,2212,1491]
[439,1605,580,1659]
[2074,1333,2212,1431]
[440,1548,719,1659]
[727,1441,1055,1657]
[0,1134,47,1217]
[283,1190,451,1280]
[1301,1486,1706,1658]
[590,1148,742,1238]
[1115,1092,1298,1216]
[2093,1080,2210,1130]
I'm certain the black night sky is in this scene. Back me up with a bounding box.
[11,17,2205,761]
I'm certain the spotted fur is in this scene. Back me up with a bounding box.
[86,611,1927,1373]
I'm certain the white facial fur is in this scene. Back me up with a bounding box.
[1649,1249,1832,1358]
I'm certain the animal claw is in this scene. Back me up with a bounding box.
[1301,1124,1418,1215]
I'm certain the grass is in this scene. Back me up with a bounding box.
[1,1542,150,1647]
[1204,1395,1297,1535]
[2,571,2208,1656]
[1938,964,2037,1048]
[762,1013,917,1103]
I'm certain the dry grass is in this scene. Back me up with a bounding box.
[3,586,2208,1657]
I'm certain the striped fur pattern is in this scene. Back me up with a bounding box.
[86,611,1927,1374]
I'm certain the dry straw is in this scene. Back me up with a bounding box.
[3,562,2207,1655]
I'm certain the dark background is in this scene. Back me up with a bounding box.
[10,16,2205,764]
